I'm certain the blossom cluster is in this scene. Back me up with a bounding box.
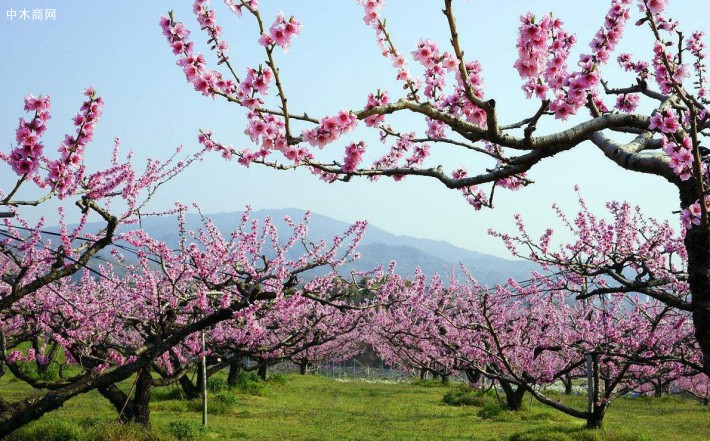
[198,130,237,160]
[662,135,693,181]
[686,31,708,98]
[515,13,576,101]
[224,0,259,17]
[160,14,236,97]
[46,88,104,198]
[302,111,358,149]
[237,66,272,109]
[7,95,51,176]
[363,91,390,127]
[343,141,366,173]
[614,93,640,112]
[452,167,489,210]
[617,53,650,79]
[649,109,680,133]
[258,11,302,52]
[439,60,487,128]
[357,0,419,90]
[515,1,632,119]
[681,197,708,229]
[194,0,230,65]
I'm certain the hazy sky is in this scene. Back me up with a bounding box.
[1,1,707,258]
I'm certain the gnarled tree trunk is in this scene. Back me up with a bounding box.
[498,379,526,411]
[678,185,710,373]
[98,368,152,425]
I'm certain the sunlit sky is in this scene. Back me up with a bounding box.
[1,1,707,258]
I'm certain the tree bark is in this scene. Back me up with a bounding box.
[499,379,525,411]
[227,358,242,387]
[586,405,606,430]
[257,363,267,381]
[680,186,710,373]
[132,369,152,426]
[562,374,573,395]
[298,360,308,375]
[179,374,201,400]
[98,384,134,423]
[98,369,152,425]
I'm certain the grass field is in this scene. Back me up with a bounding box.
[2,372,709,440]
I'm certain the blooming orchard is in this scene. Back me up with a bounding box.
[163,0,710,372]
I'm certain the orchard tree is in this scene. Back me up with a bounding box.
[3,204,369,428]
[163,0,710,369]
[0,89,209,435]
[0,89,371,436]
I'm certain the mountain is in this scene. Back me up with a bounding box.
[120,208,536,285]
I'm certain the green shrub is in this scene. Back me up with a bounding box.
[598,432,653,441]
[508,428,653,441]
[477,402,506,419]
[229,371,268,395]
[151,399,189,412]
[442,384,488,407]
[167,420,206,440]
[7,417,86,441]
[267,373,288,385]
[211,392,241,415]
[206,376,228,393]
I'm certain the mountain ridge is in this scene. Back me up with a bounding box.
[123,208,537,285]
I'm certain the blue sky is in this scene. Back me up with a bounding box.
[1,1,707,258]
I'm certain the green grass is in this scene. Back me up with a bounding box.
[1,373,708,440]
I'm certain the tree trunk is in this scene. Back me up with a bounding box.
[298,360,308,375]
[499,379,525,411]
[653,380,663,398]
[98,369,152,425]
[419,369,426,381]
[98,384,134,423]
[680,187,710,374]
[257,363,267,381]
[562,374,573,395]
[132,369,152,425]
[179,374,200,400]
[227,358,242,387]
[586,401,607,430]
[584,352,606,429]
[441,374,450,385]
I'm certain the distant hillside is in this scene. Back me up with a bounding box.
[109,208,537,285]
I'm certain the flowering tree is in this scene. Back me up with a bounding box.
[0,89,371,435]
[163,0,710,369]
[0,89,210,435]
[3,203,368,428]
[674,372,710,404]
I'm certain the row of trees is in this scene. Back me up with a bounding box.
[0,90,375,435]
[366,196,708,428]
[3,0,710,437]
[162,0,710,372]
[0,89,707,436]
